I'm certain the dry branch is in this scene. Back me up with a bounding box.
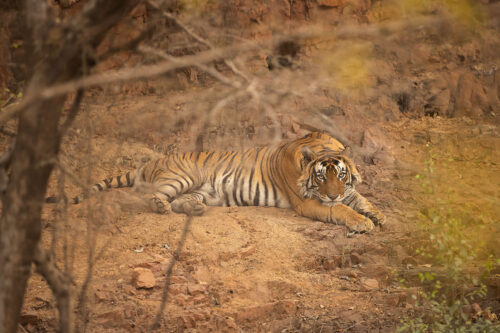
[148,216,194,332]
[33,245,73,333]
[139,45,241,88]
[148,2,249,82]
[0,15,445,127]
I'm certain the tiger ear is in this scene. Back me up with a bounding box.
[341,156,362,185]
[343,145,353,158]
[351,170,362,185]
[301,147,317,165]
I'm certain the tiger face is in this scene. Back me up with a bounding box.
[298,147,359,206]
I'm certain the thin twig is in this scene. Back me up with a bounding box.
[148,215,194,332]
[149,3,250,82]
[60,89,84,136]
[0,41,260,125]
[33,245,73,333]
[0,16,444,124]
[139,45,240,88]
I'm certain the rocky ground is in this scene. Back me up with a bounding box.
[1,1,499,332]
[16,92,498,332]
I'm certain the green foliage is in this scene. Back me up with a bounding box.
[398,149,499,332]
[398,211,499,332]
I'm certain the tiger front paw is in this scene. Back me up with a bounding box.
[182,200,206,216]
[150,194,171,214]
[367,209,386,226]
[172,198,206,216]
[346,215,375,233]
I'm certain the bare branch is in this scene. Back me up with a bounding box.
[0,16,444,126]
[148,2,249,81]
[148,216,193,332]
[60,89,84,136]
[0,41,260,125]
[139,45,241,87]
[33,245,73,333]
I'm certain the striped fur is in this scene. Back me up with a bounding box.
[50,132,385,232]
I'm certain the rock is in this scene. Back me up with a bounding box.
[235,300,297,323]
[178,314,196,329]
[132,267,156,289]
[240,246,256,258]
[345,0,371,12]
[192,294,209,305]
[94,290,106,303]
[323,257,342,270]
[317,0,346,7]
[19,313,39,326]
[424,76,450,117]
[360,278,379,291]
[170,275,188,284]
[187,284,207,296]
[173,294,191,307]
[350,252,362,265]
[454,72,489,118]
[219,251,238,261]
[410,43,432,64]
[97,310,124,328]
[402,256,418,267]
[169,284,188,295]
[385,293,404,307]
[218,315,239,330]
[177,310,211,329]
[361,127,394,165]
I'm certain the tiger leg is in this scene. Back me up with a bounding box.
[149,192,172,214]
[342,191,386,226]
[171,192,206,216]
[293,199,374,233]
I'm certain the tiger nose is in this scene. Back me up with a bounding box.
[328,194,341,200]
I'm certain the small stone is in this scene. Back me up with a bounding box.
[360,278,379,291]
[219,251,237,261]
[19,313,39,326]
[385,294,402,307]
[317,0,345,7]
[173,294,190,307]
[169,284,187,295]
[187,284,207,296]
[350,252,362,265]
[178,314,196,328]
[97,310,124,328]
[347,270,358,279]
[170,275,188,284]
[132,267,156,289]
[94,291,106,303]
[240,246,256,258]
[192,294,208,305]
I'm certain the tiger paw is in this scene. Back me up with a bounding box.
[368,210,386,226]
[346,216,375,233]
[150,195,171,214]
[182,200,206,216]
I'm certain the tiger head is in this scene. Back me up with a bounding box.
[297,147,361,205]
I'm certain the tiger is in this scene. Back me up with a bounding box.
[48,132,385,233]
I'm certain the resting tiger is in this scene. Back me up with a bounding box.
[48,132,385,233]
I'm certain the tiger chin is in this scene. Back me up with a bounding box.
[47,132,385,233]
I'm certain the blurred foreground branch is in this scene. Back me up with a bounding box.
[0,15,445,126]
[148,216,194,332]
[33,245,73,333]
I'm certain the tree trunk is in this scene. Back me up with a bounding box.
[0,1,141,332]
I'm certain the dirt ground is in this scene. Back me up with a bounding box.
[1,1,498,332]
[15,91,498,332]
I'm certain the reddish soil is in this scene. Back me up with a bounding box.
[2,1,498,332]
[17,93,498,332]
